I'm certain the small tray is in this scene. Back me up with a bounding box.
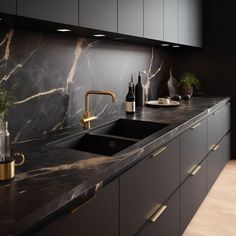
[145,100,180,107]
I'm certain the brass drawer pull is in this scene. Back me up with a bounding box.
[191,165,202,176]
[70,195,96,214]
[152,146,167,157]
[191,122,201,129]
[150,205,167,222]
[213,144,220,151]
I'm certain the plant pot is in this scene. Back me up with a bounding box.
[179,85,193,96]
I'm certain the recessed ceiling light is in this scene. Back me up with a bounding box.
[0,18,2,21]
[93,34,106,37]
[173,45,180,48]
[57,29,71,32]
[161,43,170,47]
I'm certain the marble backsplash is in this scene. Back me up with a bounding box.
[0,28,173,143]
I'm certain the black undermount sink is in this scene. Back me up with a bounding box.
[93,118,169,140]
[53,133,136,156]
[49,119,169,156]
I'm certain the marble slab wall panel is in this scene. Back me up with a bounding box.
[0,28,173,143]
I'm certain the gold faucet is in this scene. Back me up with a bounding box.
[81,90,116,129]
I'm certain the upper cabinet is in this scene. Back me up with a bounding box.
[189,0,202,47]
[118,0,143,37]
[1,0,202,47]
[144,0,164,41]
[0,0,16,15]
[17,0,79,26]
[164,0,178,43]
[79,0,117,32]
[178,0,190,45]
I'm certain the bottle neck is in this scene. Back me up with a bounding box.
[128,85,133,94]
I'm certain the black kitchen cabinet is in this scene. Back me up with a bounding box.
[0,0,16,15]
[222,132,231,168]
[207,141,222,191]
[178,0,190,45]
[120,137,179,236]
[79,0,117,32]
[17,0,78,26]
[144,0,163,40]
[137,190,179,236]
[118,0,143,37]
[222,102,231,136]
[164,0,178,43]
[35,179,119,236]
[189,0,202,47]
[180,158,208,235]
[180,118,207,182]
[208,108,222,152]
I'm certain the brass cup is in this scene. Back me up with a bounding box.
[0,153,25,181]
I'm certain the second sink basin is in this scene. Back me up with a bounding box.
[93,118,169,140]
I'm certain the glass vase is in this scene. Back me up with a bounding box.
[0,121,10,163]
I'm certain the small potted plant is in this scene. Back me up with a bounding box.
[0,86,14,121]
[178,72,200,97]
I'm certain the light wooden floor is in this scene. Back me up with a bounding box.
[183,160,236,236]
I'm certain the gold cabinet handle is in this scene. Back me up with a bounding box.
[191,122,201,129]
[150,205,167,222]
[191,165,202,176]
[152,146,167,157]
[213,144,220,151]
[69,195,96,214]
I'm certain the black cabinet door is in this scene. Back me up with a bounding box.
[164,0,178,43]
[208,108,223,152]
[118,0,143,37]
[189,0,202,47]
[17,0,78,26]
[120,137,179,236]
[180,158,207,235]
[79,0,117,32]
[207,142,222,191]
[0,0,16,15]
[180,118,207,182]
[138,190,179,236]
[178,0,190,45]
[35,179,119,236]
[222,132,231,168]
[222,102,231,136]
[144,0,163,40]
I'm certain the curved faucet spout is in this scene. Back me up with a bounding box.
[82,90,116,129]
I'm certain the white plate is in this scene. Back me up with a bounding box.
[145,100,180,107]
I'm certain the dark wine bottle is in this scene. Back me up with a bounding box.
[135,71,144,107]
[125,82,135,114]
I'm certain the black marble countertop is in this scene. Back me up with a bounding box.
[0,97,230,236]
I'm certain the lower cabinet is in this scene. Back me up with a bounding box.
[180,158,208,235]
[207,141,222,191]
[137,190,179,236]
[222,132,231,168]
[120,137,179,236]
[208,132,231,190]
[35,179,119,236]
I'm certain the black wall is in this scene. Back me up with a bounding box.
[173,0,236,157]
